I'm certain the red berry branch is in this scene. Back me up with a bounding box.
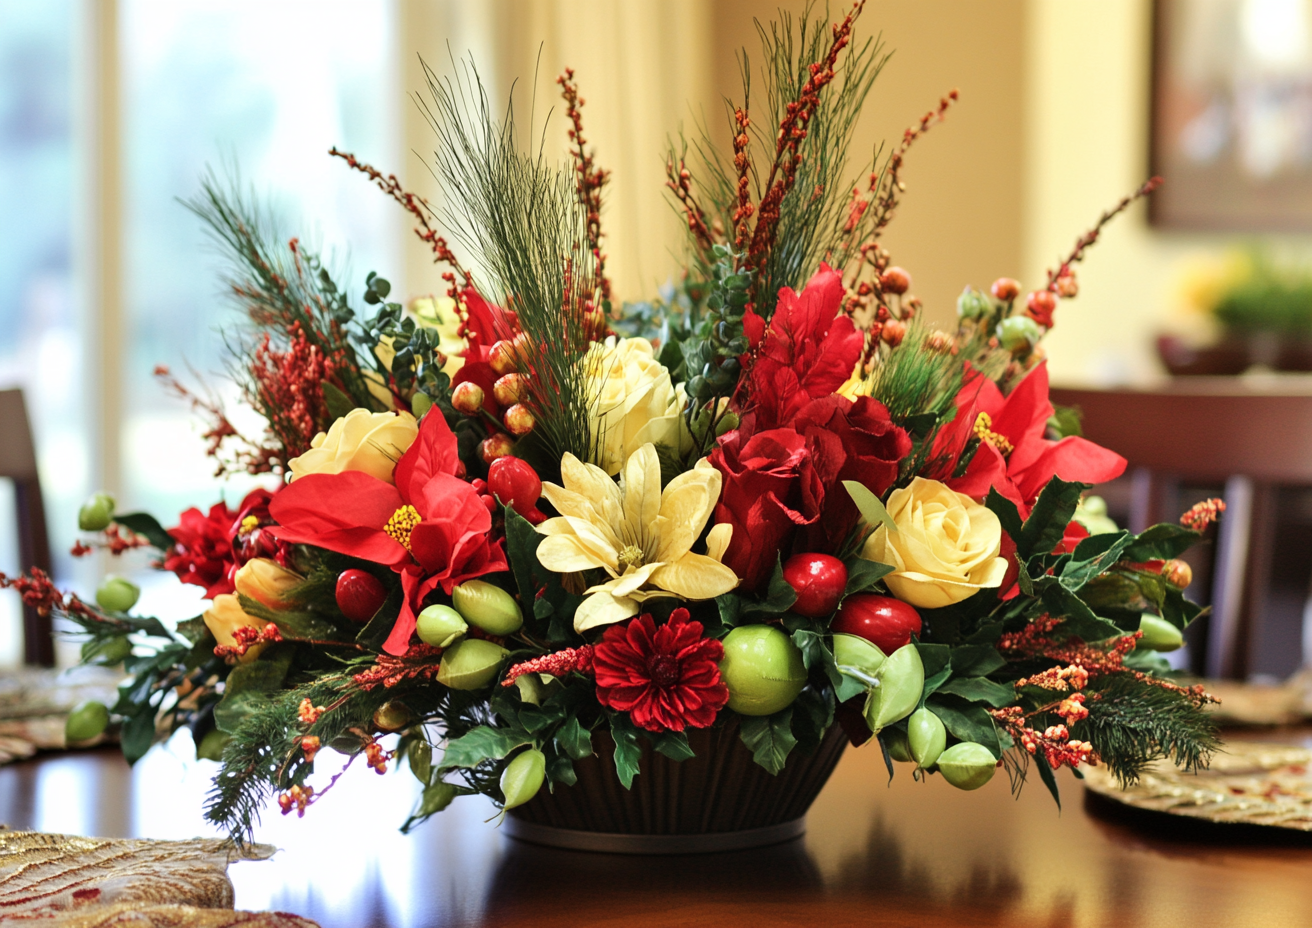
[1043,175,1162,292]
[557,69,613,310]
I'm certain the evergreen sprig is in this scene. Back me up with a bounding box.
[682,245,753,456]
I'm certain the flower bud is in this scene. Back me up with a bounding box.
[489,339,519,376]
[881,318,906,347]
[500,748,547,810]
[1055,270,1079,298]
[335,569,387,623]
[997,315,1040,353]
[882,727,914,763]
[452,579,523,635]
[65,700,109,743]
[437,637,509,690]
[714,411,741,437]
[479,433,516,464]
[487,455,543,519]
[451,381,485,415]
[95,576,140,614]
[372,699,411,732]
[991,277,1020,301]
[907,707,946,768]
[832,633,886,680]
[78,492,116,532]
[864,643,924,733]
[879,266,911,295]
[235,558,302,610]
[1137,613,1184,652]
[1162,559,1193,589]
[936,741,997,790]
[719,625,807,716]
[956,286,990,320]
[503,403,536,436]
[493,373,528,406]
[782,553,847,618]
[416,604,468,648]
[1026,290,1057,327]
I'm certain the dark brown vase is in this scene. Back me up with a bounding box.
[506,719,848,854]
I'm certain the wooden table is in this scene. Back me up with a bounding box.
[3,729,1311,927]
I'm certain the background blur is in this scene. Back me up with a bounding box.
[1,0,1307,667]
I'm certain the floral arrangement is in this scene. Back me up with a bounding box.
[8,4,1222,843]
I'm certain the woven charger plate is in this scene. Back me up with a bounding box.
[1081,742,1312,831]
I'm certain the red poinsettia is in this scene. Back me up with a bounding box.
[935,362,1126,516]
[741,263,865,429]
[269,411,507,655]
[164,488,283,598]
[593,608,729,732]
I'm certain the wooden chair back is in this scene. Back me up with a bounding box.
[0,388,54,666]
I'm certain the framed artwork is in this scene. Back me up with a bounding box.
[1151,0,1312,230]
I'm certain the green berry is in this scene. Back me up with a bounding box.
[864,643,925,733]
[882,727,913,763]
[78,492,116,531]
[500,748,546,810]
[956,286,990,320]
[907,707,946,768]
[937,741,998,790]
[718,625,807,716]
[416,604,468,648]
[437,638,508,690]
[451,580,523,635]
[1137,613,1184,652]
[95,576,140,613]
[997,315,1040,353]
[65,700,109,743]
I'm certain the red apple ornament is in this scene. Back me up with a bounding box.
[336,569,387,623]
[782,553,848,618]
[487,456,546,523]
[831,594,922,654]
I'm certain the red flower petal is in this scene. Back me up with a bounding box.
[268,471,409,566]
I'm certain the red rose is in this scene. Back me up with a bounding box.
[792,394,911,551]
[709,418,824,591]
[593,608,729,732]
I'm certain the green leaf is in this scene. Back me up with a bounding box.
[1036,580,1123,642]
[437,726,528,773]
[926,694,1001,757]
[1047,404,1083,439]
[792,628,842,689]
[914,642,952,678]
[984,488,1023,541]
[321,380,358,421]
[556,716,593,760]
[1018,477,1087,559]
[120,709,157,764]
[1059,531,1135,591]
[741,556,797,616]
[1122,523,1201,562]
[935,677,1016,707]
[844,480,896,532]
[355,583,403,651]
[1034,752,1062,808]
[920,667,952,703]
[738,708,797,775]
[236,593,341,640]
[949,645,1006,677]
[1160,587,1206,631]
[842,558,894,599]
[112,512,173,552]
[608,712,642,789]
[504,507,544,610]
[212,647,292,733]
[790,687,834,755]
[650,730,696,762]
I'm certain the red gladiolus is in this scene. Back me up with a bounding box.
[593,608,730,733]
[935,362,1126,516]
[741,263,865,429]
[269,411,507,655]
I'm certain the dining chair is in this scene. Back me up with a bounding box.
[1050,376,1312,680]
[0,388,54,666]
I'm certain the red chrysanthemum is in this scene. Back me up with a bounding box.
[593,608,729,733]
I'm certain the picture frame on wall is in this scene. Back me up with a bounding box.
[1151,0,1312,230]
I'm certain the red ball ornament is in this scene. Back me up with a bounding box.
[782,553,848,618]
[487,456,543,519]
[336,569,387,624]
[831,594,922,654]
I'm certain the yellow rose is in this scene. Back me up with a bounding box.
[288,408,418,484]
[862,477,1009,609]
[584,336,691,476]
[203,594,266,663]
[234,558,303,610]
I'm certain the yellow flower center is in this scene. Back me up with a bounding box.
[973,412,1014,457]
[617,544,645,572]
[384,505,422,551]
[238,515,260,537]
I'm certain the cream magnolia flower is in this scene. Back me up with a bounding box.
[203,594,267,663]
[584,336,692,476]
[234,558,303,610]
[862,477,1008,609]
[535,443,738,632]
[288,408,418,484]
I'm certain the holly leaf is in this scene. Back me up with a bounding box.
[739,708,797,775]
[1122,523,1202,562]
[926,694,1001,757]
[609,712,642,788]
[437,725,529,773]
[120,709,158,764]
[985,488,1023,541]
[112,512,173,552]
[555,716,593,760]
[842,558,894,599]
[791,628,842,690]
[949,645,1006,677]
[935,677,1016,707]
[1034,752,1062,809]
[650,730,696,762]
[742,556,798,616]
[790,688,834,756]
[1018,477,1087,560]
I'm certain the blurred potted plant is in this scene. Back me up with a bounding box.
[1159,250,1312,375]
